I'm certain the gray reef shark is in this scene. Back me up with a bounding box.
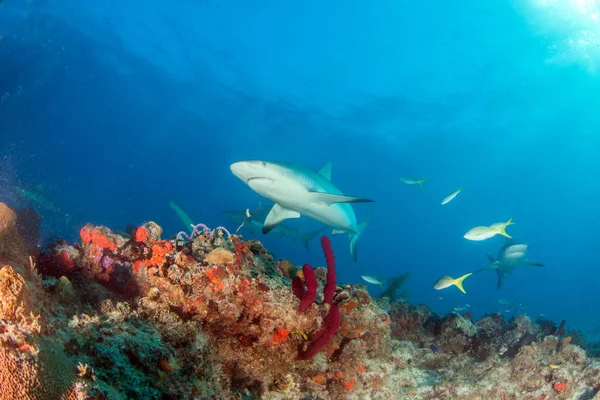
[475,240,544,288]
[15,183,64,215]
[230,160,373,261]
[15,183,81,225]
[222,209,324,250]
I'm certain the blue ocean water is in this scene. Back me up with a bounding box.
[1,0,599,342]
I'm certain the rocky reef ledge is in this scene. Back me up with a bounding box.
[0,203,598,400]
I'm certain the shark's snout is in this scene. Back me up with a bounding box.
[230,161,254,183]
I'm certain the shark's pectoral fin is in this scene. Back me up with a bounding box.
[262,204,300,234]
[486,253,496,263]
[332,229,345,236]
[523,259,544,267]
[474,261,500,273]
[310,192,374,205]
[317,161,332,181]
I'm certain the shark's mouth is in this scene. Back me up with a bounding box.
[246,177,274,184]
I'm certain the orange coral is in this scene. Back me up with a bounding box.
[205,266,226,291]
[150,241,172,267]
[134,227,149,242]
[553,382,567,392]
[79,226,117,251]
[311,375,325,385]
[269,328,290,346]
[339,300,360,312]
[342,380,355,391]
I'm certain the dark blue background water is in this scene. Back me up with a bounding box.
[1,1,599,340]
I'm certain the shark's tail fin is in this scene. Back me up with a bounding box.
[350,217,371,262]
[497,271,506,289]
[300,227,326,251]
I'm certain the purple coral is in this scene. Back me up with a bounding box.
[175,223,231,243]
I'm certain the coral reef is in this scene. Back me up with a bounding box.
[0,202,598,399]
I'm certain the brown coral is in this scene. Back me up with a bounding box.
[0,264,29,321]
[0,339,83,400]
[203,248,234,265]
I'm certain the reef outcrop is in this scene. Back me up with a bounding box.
[0,202,598,399]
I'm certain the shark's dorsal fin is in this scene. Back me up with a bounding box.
[310,192,374,205]
[317,161,332,181]
[263,204,300,234]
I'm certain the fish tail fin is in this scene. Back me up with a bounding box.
[454,273,472,294]
[350,217,371,262]
[301,227,325,251]
[497,217,514,238]
[418,179,427,190]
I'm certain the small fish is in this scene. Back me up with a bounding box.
[431,345,439,353]
[441,188,462,205]
[361,275,385,288]
[434,273,473,294]
[463,218,514,241]
[438,296,444,300]
[453,306,467,312]
[399,176,428,190]
[549,364,560,369]
[465,304,471,308]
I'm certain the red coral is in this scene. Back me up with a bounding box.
[321,236,336,306]
[294,236,341,360]
[233,238,250,264]
[293,264,317,312]
[57,249,74,270]
[297,304,341,360]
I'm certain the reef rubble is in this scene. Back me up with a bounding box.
[0,202,598,399]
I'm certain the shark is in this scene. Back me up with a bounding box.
[222,209,325,250]
[230,160,373,261]
[15,184,73,220]
[475,240,544,288]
